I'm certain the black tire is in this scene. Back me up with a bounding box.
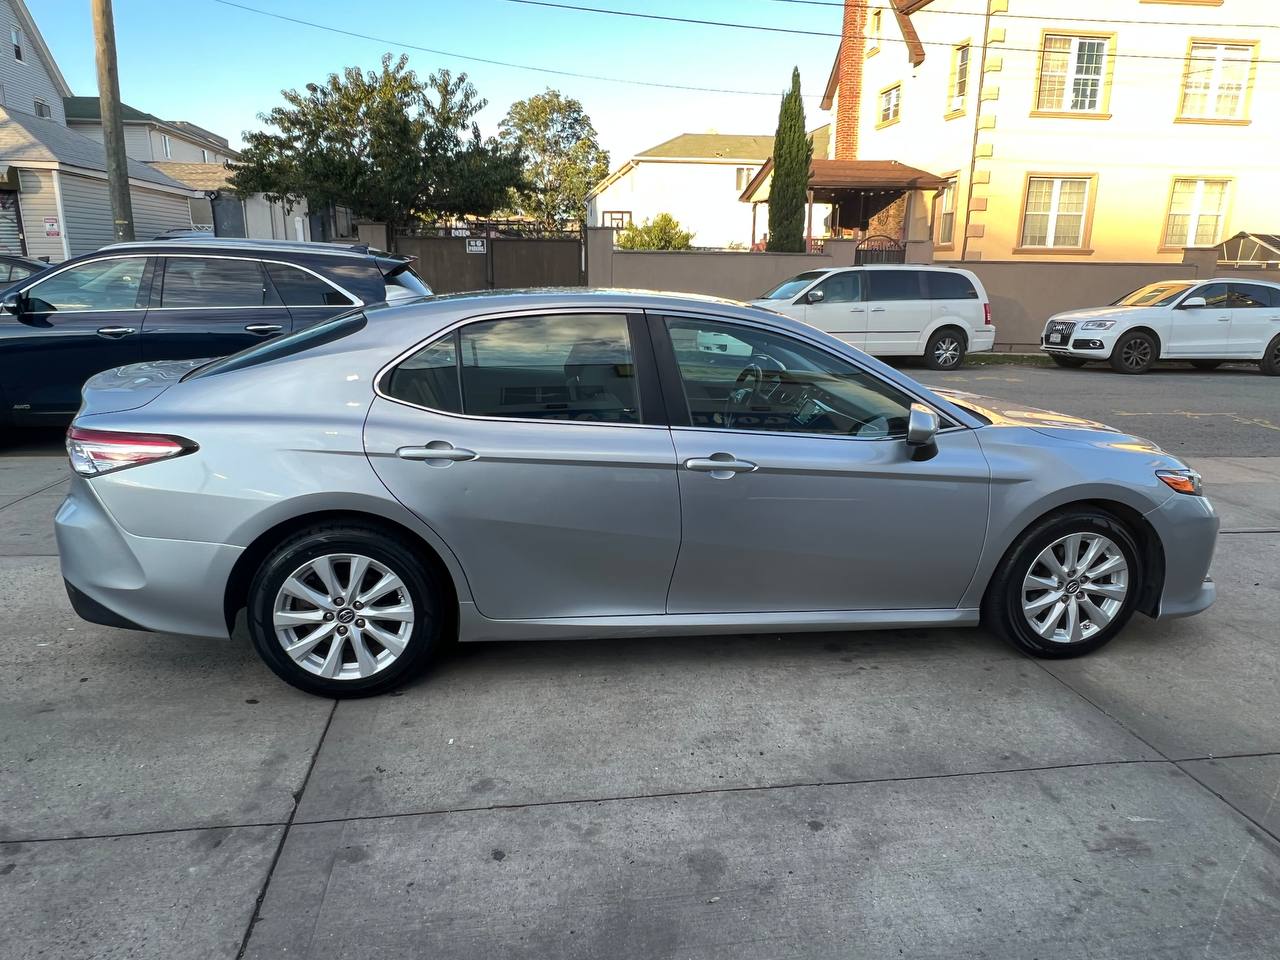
[1050,355,1089,369]
[1190,359,1223,371]
[924,327,967,370]
[247,524,444,697]
[1109,330,1157,374]
[982,508,1142,659]
[1261,335,1280,376]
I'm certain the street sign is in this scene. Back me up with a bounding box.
[466,238,488,255]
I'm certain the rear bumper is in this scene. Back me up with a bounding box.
[1145,492,1219,619]
[55,476,241,639]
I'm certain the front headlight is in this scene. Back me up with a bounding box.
[1080,320,1117,330]
[1156,469,1203,496]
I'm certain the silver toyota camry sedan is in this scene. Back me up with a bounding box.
[55,290,1217,697]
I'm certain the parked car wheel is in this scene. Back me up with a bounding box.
[1109,331,1157,374]
[925,327,967,370]
[1190,360,1223,371]
[983,508,1141,659]
[1261,335,1280,377]
[1050,355,1089,369]
[247,524,444,697]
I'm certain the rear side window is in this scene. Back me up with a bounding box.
[161,257,268,307]
[383,335,461,412]
[385,267,432,302]
[1230,283,1280,308]
[185,312,366,380]
[814,271,861,303]
[867,270,924,301]
[265,262,356,307]
[925,271,978,300]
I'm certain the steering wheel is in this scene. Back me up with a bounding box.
[723,362,763,429]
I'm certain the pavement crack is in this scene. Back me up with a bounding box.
[0,820,289,846]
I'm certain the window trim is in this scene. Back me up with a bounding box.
[945,42,972,119]
[11,26,22,62]
[867,9,882,57]
[602,210,632,229]
[1014,173,1099,255]
[933,175,959,250]
[1175,38,1258,126]
[877,83,902,129]
[1031,30,1116,119]
[33,97,50,119]
[1157,176,1232,253]
[161,133,172,159]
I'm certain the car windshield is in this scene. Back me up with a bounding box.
[1112,282,1195,307]
[759,271,828,301]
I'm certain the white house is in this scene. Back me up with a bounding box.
[588,127,831,249]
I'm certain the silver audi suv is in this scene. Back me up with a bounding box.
[56,290,1217,696]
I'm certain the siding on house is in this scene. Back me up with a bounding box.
[130,185,192,240]
[59,172,114,256]
[149,127,224,163]
[66,121,154,160]
[15,166,61,259]
[0,0,66,123]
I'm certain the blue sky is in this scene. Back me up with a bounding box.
[30,0,838,166]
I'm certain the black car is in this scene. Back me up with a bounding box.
[0,253,51,287]
[0,238,431,426]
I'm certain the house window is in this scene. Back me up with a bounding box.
[201,148,209,163]
[735,167,756,192]
[1180,43,1253,121]
[935,179,957,246]
[11,27,22,62]
[949,44,970,112]
[1036,35,1110,113]
[162,134,173,159]
[1021,177,1091,248]
[33,98,50,118]
[869,9,882,52]
[602,211,632,229]
[1164,179,1228,247]
[879,84,902,126]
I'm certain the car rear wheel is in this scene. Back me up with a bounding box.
[1109,331,1157,374]
[925,328,967,370]
[983,509,1142,659]
[1261,335,1280,376]
[1190,360,1223,371]
[247,524,443,697]
[1050,355,1089,369]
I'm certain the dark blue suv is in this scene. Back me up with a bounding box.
[0,238,430,426]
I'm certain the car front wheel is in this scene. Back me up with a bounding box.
[983,509,1142,659]
[247,524,444,697]
[1109,331,1157,374]
[925,328,967,370]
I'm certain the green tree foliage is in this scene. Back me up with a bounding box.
[499,89,610,229]
[231,54,524,240]
[766,67,813,253]
[616,213,694,250]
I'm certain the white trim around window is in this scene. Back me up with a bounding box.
[1163,178,1229,249]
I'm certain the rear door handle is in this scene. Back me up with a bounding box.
[870,307,886,313]
[244,323,284,335]
[685,454,757,478]
[1215,315,1231,322]
[396,442,478,463]
[96,326,136,338]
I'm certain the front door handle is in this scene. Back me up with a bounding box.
[96,326,136,338]
[396,442,478,463]
[1215,315,1231,322]
[685,454,757,478]
[870,307,886,313]
[244,323,284,335]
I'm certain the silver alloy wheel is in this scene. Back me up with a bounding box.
[272,553,415,681]
[933,335,962,367]
[1021,532,1129,644]
[1120,337,1152,370]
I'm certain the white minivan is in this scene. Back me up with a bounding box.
[752,265,995,370]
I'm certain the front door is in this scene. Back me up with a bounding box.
[655,315,990,614]
[0,255,150,420]
[140,255,292,362]
[1167,282,1232,356]
[1227,282,1280,358]
[799,270,867,349]
[364,311,681,620]
[863,269,932,355]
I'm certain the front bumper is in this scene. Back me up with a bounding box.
[55,476,242,639]
[1145,491,1218,619]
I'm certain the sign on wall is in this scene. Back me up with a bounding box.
[43,216,61,238]
[466,238,488,255]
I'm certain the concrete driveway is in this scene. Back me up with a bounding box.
[2,365,1278,960]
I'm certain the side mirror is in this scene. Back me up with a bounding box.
[906,403,939,461]
[1,292,20,315]
[805,289,825,305]
[1181,296,1207,309]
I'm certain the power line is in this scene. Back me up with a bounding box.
[208,0,827,100]
[490,0,1280,63]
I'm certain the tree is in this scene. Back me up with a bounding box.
[231,54,524,242]
[766,67,813,253]
[499,89,610,229]
[616,213,694,250]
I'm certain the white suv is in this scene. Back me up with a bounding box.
[1041,278,1280,375]
[752,265,995,370]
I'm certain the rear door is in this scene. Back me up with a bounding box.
[798,269,867,349]
[1227,283,1280,358]
[263,260,360,332]
[0,255,151,419]
[863,269,932,355]
[924,270,982,336]
[1167,282,1232,357]
[140,255,291,362]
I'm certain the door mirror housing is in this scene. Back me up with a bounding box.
[805,288,825,305]
[1181,296,1208,309]
[1,291,20,315]
[906,403,939,461]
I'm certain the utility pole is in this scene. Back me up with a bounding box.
[91,0,134,241]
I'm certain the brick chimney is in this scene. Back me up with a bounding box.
[834,0,867,159]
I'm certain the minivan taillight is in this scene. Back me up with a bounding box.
[66,427,196,477]
[984,303,992,325]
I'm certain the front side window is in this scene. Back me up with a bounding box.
[935,179,956,245]
[879,84,901,126]
[1181,43,1253,121]
[1037,35,1109,113]
[264,262,355,306]
[666,317,915,439]
[1164,179,1228,248]
[760,270,828,301]
[813,271,861,304]
[24,257,147,312]
[867,270,924,301]
[161,257,267,307]
[1021,177,1091,248]
[1186,283,1230,310]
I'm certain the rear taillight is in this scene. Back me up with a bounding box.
[984,303,992,325]
[66,427,196,477]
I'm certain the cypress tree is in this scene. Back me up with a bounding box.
[766,67,813,253]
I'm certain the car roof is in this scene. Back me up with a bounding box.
[100,237,384,260]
